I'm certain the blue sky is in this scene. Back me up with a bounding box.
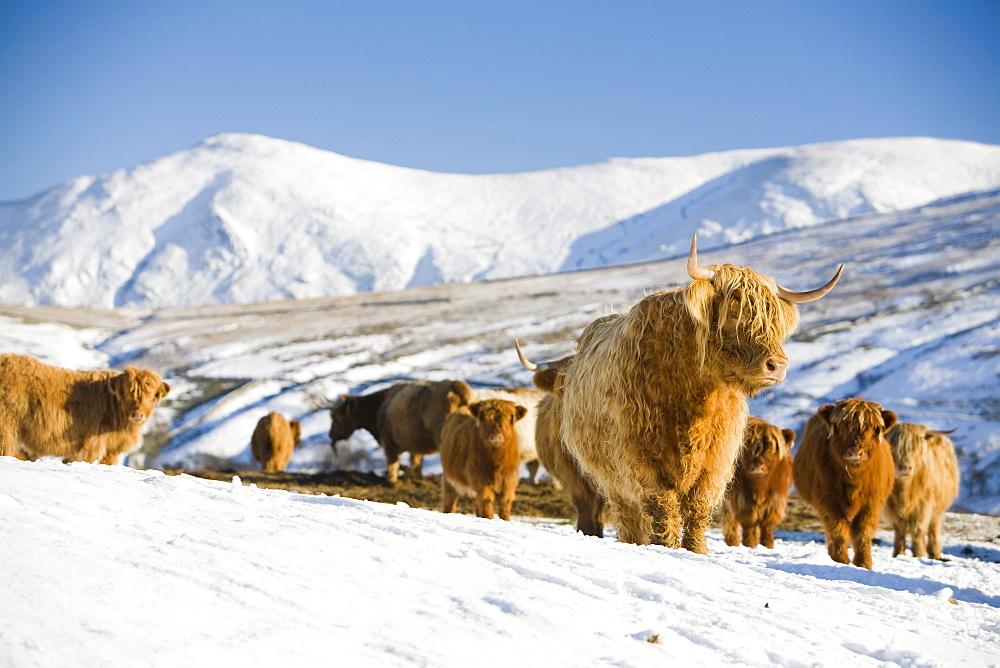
[1,0,998,202]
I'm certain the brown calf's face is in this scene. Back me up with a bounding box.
[742,420,795,478]
[818,399,897,468]
[684,265,799,396]
[328,395,358,442]
[113,367,170,424]
[469,400,528,446]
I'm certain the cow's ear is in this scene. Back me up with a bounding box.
[817,404,835,426]
[468,401,484,418]
[683,280,715,329]
[158,383,171,399]
[447,391,466,412]
[781,428,796,449]
[514,405,528,422]
[450,380,473,405]
[881,410,898,432]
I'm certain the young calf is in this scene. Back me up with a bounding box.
[793,398,896,569]
[251,412,302,473]
[439,399,527,521]
[885,423,960,559]
[722,417,794,549]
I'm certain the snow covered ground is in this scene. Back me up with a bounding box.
[2,458,999,667]
[2,136,1000,665]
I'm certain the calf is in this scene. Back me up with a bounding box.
[722,417,794,549]
[439,399,527,520]
[885,423,960,559]
[251,412,302,473]
[0,354,170,465]
[793,398,896,569]
[471,387,544,484]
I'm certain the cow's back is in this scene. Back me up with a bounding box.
[252,412,296,473]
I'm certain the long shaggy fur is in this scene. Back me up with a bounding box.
[0,353,170,464]
[439,399,527,521]
[328,385,404,446]
[723,417,795,549]
[251,412,302,473]
[793,398,896,570]
[885,423,960,559]
[562,264,801,554]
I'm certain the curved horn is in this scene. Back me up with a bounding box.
[933,428,958,436]
[514,339,538,371]
[775,264,845,304]
[515,339,559,373]
[687,235,715,281]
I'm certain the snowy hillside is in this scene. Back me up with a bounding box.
[3,458,1000,667]
[1,185,998,514]
[1,134,999,308]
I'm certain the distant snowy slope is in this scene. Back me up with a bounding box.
[1,134,999,308]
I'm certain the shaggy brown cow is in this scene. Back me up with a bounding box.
[516,342,605,537]
[722,417,795,549]
[885,422,960,560]
[251,412,303,473]
[560,236,843,554]
[793,398,896,569]
[439,399,527,520]
[0,354,170,465]
[472,387,544,483]
[377,379,473,484]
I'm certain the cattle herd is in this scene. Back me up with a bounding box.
[0,237,963,570]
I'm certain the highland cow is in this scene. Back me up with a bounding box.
[722,417,795,549]
[0,354,170,465]
[439,399,527,520]
[793,398,896,569]
[328,385,403,450]
[471,387,544,484]
[251,412,303,473]
[885,422,960,560]
[376,379,472,484]
[560,236,843,554]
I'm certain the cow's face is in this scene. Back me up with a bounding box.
[112,367,170,424]
[742,420,794,478]
[469,400,527,447]
[328,395,358,443]
[818,399,896,469]
[685,265,799,396]
[885,422,928,479]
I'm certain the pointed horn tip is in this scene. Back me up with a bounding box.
[514,339,538,371]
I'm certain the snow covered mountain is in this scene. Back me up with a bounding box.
[2,133,1000,308]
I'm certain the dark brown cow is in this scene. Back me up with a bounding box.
[328,385,403,450]
[439,399,527,520]
[516,342,605,537]
[0,353,170,465]
[377,379,473,484]
[885,422,960,559]
[722,417,795,549]
[793,398,896,569]
[560,236,842,553]
[251,412,302,473]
